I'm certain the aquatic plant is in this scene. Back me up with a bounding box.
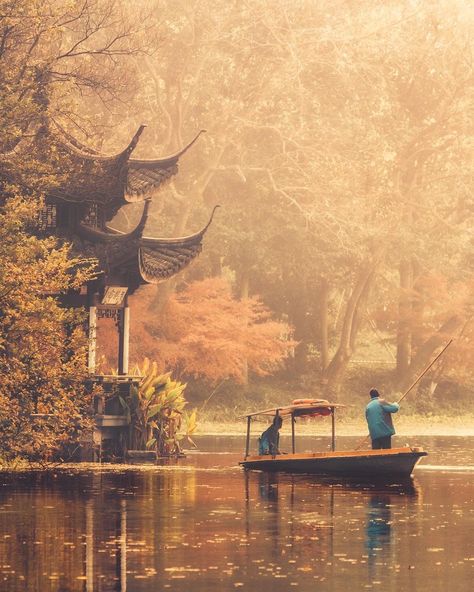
[121,358,197,456]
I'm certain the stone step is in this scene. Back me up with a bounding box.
[125,450,157,464]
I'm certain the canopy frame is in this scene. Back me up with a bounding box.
[243,403,344,459]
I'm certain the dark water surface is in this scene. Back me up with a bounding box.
[0,436,473,591]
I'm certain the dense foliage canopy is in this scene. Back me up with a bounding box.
[108,0,473,400]
[0,0,148,461]
[0,0,473,457]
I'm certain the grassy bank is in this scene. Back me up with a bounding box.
[196,414,474,437]
[189,373,474,437]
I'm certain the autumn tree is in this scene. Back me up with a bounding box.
[71,0,473,401]
[0,196,99,461]
[144,0,473,396]
[1,0,155,139]
[97,278,295,385]
[0,0,155,460]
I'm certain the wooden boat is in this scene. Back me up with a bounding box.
[239,402,427,479]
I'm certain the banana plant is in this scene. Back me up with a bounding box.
[120,358,197,456]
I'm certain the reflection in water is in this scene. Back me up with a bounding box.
[82,486,129,590]
[111,499,127,591]
[86,498,93,591]
[0,469,202,591]
[363,481,418,582]
[257,471,279,502]
[365,494,392,561]
[245,470,338,568]
[0,443,473,591]
[246,471,423,587]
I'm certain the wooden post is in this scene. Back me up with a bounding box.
[331,409,336,451]
[88,306,97,374]
[121,305,130,375]
[118,295,130,375]
[291,412,296,453]
[245,416,251,459]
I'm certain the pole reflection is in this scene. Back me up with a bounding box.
[258,470,279,502]
[85,498,94,592]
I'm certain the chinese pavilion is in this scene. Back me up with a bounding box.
[1,122,217,459]
[1,123,217,375]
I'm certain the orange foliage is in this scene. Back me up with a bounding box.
[374,273,474,386]
[98,278,296,384]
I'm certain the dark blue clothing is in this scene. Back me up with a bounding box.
[371,435,392,450]
[365,397,399,441]
[259,424,280,455]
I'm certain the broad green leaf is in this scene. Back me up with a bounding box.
[147,404,162,419]
[146,437,156,449]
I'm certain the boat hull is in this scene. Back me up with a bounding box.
[240,447,427,478]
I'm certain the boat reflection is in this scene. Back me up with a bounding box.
[245,469,419,497]
[244,471,338,563]
[258,471,279,502]
[244,469,420,580]
[363,479,419,581]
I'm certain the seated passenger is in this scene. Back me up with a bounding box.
[258,415,283,455]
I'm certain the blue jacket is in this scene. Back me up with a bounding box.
[365,398,400,440]
[259,424,280,455]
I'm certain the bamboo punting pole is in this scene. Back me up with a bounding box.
[331,409,336,451]
[291,412,296,454]
[396,339,453,404]
[354,339,453,451]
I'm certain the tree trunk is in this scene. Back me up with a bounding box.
[319,277,329,373]
[239,269,250,385]
[288,286,311,376]
[396,258,413,381]
[209,251,222,277]
[147,142,227,314]
[411,260,425,351]
[323,264,375,392]
[396,315,462,392]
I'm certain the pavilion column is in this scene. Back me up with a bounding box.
[88,306,97,374]
[118,299,130,375]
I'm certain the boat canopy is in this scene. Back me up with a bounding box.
[243,400,345,419]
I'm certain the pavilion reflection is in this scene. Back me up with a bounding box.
[84,496,128,592]
[80,468,199,591]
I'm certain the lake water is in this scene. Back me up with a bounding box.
[0,435,473,591]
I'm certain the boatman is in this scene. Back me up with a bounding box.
[259,415,283,456]
[365,388,400,449]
